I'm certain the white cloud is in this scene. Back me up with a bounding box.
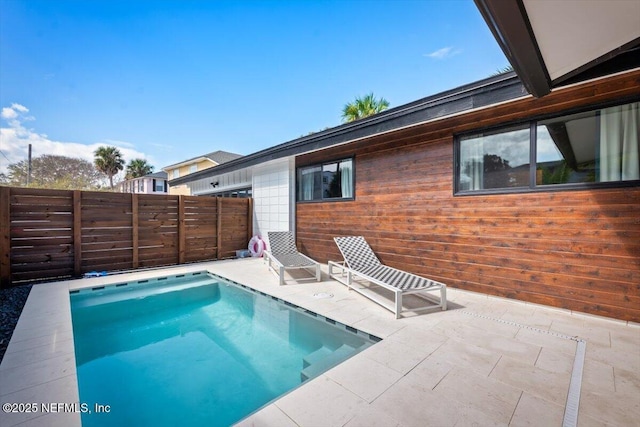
[1,103,30,125]
[424,47,461,60]
[12,103,29,113]
[1,107,18,120]
[0,104,153,176]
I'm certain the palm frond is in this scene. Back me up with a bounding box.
[342,92,390,123]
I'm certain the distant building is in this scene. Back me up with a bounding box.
[117,171,168,195]
[162,150,242,195]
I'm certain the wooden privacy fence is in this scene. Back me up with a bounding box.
[0,187,253,288]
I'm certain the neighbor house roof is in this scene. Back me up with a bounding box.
[120,170,167,183]
[163,150,242,171]
[170,72,527,186]
[146,171,168,179]
[474,0,640,97]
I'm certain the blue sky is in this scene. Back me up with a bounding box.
[0,0,508,176]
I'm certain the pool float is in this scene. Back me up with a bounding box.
[248,235,266,257]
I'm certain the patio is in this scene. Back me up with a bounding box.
[0,257,638,426]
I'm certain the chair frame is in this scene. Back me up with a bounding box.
[263,232,322,286]
[329,237,447,318]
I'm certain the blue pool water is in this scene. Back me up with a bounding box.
[70,272,377,427]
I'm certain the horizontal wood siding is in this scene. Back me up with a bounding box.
[218,198,252,259]
[137,194,179,268]
[7,188,75,283]
[81,191,134,272]
[296,71,640,322]
[182,197,218,263]
[0,188,252,286]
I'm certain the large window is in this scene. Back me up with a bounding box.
[456,101,639,193]
[213,187,252,198]
[458,125,530,191]
[297,158,354,202]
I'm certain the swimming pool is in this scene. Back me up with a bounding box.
[70,271,378,427]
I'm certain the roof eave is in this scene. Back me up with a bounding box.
[169,73,527,186]
[162,157,214,171]
[474,0,551,97]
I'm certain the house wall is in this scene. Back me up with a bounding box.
[252,158,294,240]
[178,158,293,243]
[189,168,251,196]
[143,177,153,194]
[296,70,640,322]
[118,177,166,194]
[169,184,191,196]
[167,159,216,195]
[170,159,215,179]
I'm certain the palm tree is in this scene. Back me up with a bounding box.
[491,65,514,76]
[94,146,125,189]
[341,93,390,123]
[125,158,154,179]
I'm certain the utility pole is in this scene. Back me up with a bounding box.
[27,144,32,186]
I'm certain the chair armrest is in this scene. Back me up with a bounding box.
[328,260,347,276]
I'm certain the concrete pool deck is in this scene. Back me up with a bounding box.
[0,258,638,427]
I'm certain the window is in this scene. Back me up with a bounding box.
[456,101,639,193]
[153,179,166,192]
[537,104,640,185]
[458,125,530,191]
[189,164,197,173]
[213,187,252,198]
[173,169,179,179]
[297,158,354,201]
[138,180,144,192]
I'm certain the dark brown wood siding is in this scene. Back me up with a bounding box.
[296,70,640,322]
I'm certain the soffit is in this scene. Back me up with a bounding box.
[475,0,640,97]
[523,0,640,81]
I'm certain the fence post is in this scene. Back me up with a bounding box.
[0,187,11,288]
[216,197,222,260]
[132,194,139,269]
[247,198,253,244]
[178,196,186,264]
[73,190,82,277]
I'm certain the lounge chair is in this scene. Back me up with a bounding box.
[329,236,446,318]
[264,231,322,286]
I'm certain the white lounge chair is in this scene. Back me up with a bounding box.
[329,236,447,318]
[264,231,322,286]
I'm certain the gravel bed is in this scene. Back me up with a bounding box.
[0,285,32,363]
